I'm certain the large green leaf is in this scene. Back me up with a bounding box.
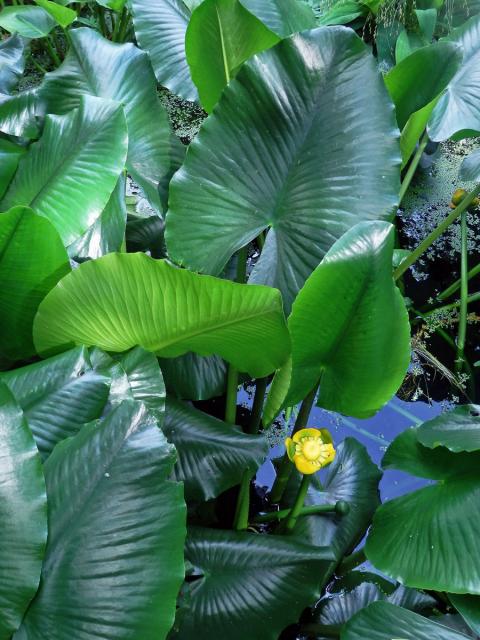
[0,34,25,94]
[173,527,334,640]
[67,174,127,260]
[166,27,400,311]
[428,15,480,140]
[15,400,186,640]
[0,6,55,38]
[163,397,267,500]
[272,221,410,418]
[0,89,42,138]
[160,352,227,400]
[40,28,172,212]
[0,382,47,640]
[416,404,480,452]
[0,347,110,458]
[384,41,462,129]
[0,206,71,363]
[34,0,76,27]
[366,427,480,593]
[342,601,472,640]
[239,0,316,36]
[185,0,279,113]
[1,95,127,245]
[130,0,198,101]
[449,594,480,635]
[33,253,290,377]
[283,438,382,560]
[0,139,25,200]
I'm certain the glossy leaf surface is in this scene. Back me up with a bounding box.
[0,6,55,38]
[239,0,316,35]
[166,27,400,311]
[0,34,25,94]
[417,404,480,452]
[34,254,290,378]
[160,352,227,401]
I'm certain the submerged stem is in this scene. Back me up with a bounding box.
[394,183,480,281]
[270,382,320,504]
[456,210,469,374]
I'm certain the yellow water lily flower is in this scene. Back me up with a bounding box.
[285,428,336,475]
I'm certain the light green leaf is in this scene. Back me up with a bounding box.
[33,253,290,378]
[0,34,25,94]
[0,6,55,38]
[96,0,126,11]
[40,28,171,212]
[173,527,334,640]
[400,96,439,168]
[429,15,480,140]
[130,0,198,101]
[281,221,410,418]
[415,8,437,41]
[14,401,186,640]
[1,95,127,245]
[166,27,400,312]
[0,206,70,363]
[317,0,367,25]
[34,0,76,28]
[384,41,461,129]
[416,404,480,452]
[366,428,480,593]
[342,601,472,640]
[163,397,267,500]
[238,0,316,36]
[0,139,25,200]
[0,347,110,458]
[0,382,47,640]
[67,174,127,260]
[185,0,279,113]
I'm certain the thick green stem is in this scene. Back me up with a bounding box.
[284,475,310,532]
[336,547,366,576]
[399,131,428,205]
[116,7,130,42]
[394,184,480,281]
[45,36,61,67]
[253,501,346,523]
[437,262,480,302]
[30,54,47,75]
[270,382,320,504]
[96,5,108,37]
[456,210,469,374]
[423,291,480,317]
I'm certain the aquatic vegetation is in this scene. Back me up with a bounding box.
[0,1,479,639]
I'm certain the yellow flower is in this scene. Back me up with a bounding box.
[450,188,480,209]
[285,428,336,475]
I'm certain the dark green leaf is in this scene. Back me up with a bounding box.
[160,352,227,401]
[449,594,480,635]
[173,526,334,640]
[163,397,267,500]
[125,214,166,258]
[0,138,25,200]
[0,34,25,94]
[0,382,47,640]
[0,206,71,363]
[166,27,400,311]
[14,400,186,640]
[33,254,290,378]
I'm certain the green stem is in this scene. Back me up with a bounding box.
[253,501,346,524]
[336,547,366,576]
[270,382,320,504]
[394,183,480,281]
[62,27,72,49]
[247,377,268,435]
[456,210,469,374]
[437,262,480,302]
[399,131,428,205]
[300,624,341,638]
[116,6,130,42]
[284,475,310,532]
[45,36,61,67]
[422,291,480,317]
[30,54,47,75]
[96,5,108,37]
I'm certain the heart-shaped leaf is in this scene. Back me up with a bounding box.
[130,0,198,101]
[14,400,186,640]
[342,601,472,640]
[40,28,172,212]
[0,5,55,38]
[0,206,71,363]
[428,15,480,140]
[0,347,110,458]
[0,382,47,640]
[366,427,480,593]
[269,221,411,418]
[416,404,480,452]
[33,253,290,378]
[1,95,128,245]
[185,0,279,112]
[239,0,316,36]
[173,526,334,640]
[166,27,400,311]
[163,397,267,500]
